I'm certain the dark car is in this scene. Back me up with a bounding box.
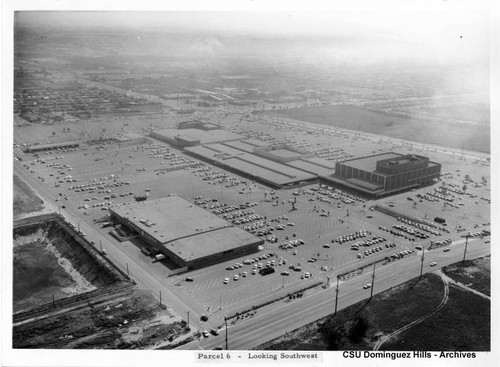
[259,267,275,276]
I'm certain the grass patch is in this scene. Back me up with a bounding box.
[442,256,491,296]
[382,284,490,351]
[258,273,445,350]
[258,260,491,351]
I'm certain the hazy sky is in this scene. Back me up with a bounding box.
[15,9,490,68]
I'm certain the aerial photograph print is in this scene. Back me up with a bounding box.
[3,1,495,366]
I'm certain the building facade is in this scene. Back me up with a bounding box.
[324,153,441,196]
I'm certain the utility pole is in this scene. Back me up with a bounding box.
[224,315,229,350]
[419,246,426,279]
[159,290,162,306]
[462,234,470,265]
[219,293,222,310]
[126,262,129,276]
[334,276,340,315]
[186,311,190,330]
[370,263,376,300]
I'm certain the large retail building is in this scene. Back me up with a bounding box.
[322,152,441,196]
[109,196,263,269]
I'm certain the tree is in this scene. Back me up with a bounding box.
[319,319,346,350]
[348,316,369,343]
[462,185,467,192]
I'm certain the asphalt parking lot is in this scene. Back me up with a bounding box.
[15,114,491,318]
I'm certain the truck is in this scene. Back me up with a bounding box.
[434,217,446,224]
[155,254,166,261]
[259,267,275,276]
[135,192,149,201]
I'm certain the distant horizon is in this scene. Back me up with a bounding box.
[14,10,489,68]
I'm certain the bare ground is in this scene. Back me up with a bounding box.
[13,288,191,349]
[13,174,44,217]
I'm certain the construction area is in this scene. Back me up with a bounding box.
[12,214,192,349]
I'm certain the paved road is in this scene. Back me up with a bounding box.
[14,161,208,331]
[178,237,489,350]
[14,161,490,351]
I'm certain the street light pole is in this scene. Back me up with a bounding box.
[186,311,190,330]
[419,246,426,279]
[224,315,228,350]
[462,233,470,265]
[370,263,376,300]
[334,276,339,315]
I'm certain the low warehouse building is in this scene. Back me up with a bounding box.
[150,128,243,148]
[25,141,79,153]
[109,196,263,269]
[113,132,148,146]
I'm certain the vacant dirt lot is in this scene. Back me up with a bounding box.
[13,288,191,349]
[13,216,123,312]
[14,175,44,217]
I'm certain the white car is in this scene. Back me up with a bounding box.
[363,283,372,289]
[430,262,438,267]
[223,278,229,284]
